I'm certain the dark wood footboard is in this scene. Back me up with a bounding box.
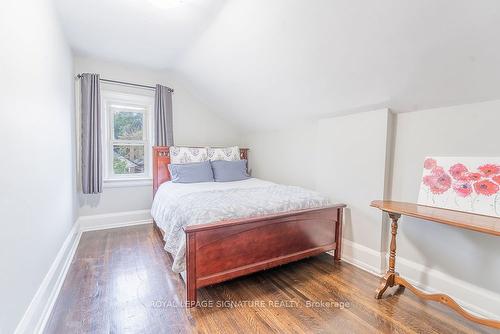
[184,205,345,307]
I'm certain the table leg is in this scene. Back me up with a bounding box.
[370,205,500,328]
[375,212,401,299]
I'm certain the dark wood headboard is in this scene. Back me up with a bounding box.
[152,146,249,195]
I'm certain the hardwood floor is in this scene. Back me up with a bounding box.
[45,224,496,334]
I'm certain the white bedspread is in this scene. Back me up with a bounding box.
[151,178,331,273]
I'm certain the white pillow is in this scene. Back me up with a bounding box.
[169,147,208,164]
[207,146,240,161]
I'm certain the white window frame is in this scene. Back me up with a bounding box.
[101,90,154,187]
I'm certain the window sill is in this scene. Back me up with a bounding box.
[103,178,153,188]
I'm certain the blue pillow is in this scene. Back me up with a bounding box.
[168,161,214,183]
[211,160,249,182]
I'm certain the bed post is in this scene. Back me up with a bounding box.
[334,207,343,261]
[186,231,197,307]
[152,146,171,196]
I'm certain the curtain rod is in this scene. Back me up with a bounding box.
[76,74,174,93]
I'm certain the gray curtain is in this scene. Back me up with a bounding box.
[154,84,174,146]
[80,73,102,194]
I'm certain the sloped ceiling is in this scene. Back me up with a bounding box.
[56,0,500,131]
[55,0,227,67]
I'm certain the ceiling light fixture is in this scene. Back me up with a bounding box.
[148,0,187,9]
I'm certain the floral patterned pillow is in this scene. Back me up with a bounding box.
[207,146,241,161]
[169,147,208,164]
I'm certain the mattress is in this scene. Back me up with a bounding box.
[151,178,331,273]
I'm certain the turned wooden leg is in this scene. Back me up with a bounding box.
[375,212,401,299]
[334,208,343,261]
[375,272,395,299]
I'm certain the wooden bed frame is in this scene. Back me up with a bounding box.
[152,146,346,307]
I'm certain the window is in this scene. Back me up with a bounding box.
[101,90,154,186]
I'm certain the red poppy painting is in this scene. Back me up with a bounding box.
[424,158,437,170]
[473,180,499,196]
[449,163,468,180]
[478,164,500,177]
[418,157,500,217]
[452,181,473,198]
[464,172,482,182]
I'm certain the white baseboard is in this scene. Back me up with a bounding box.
[395,256,500,320]
[15,210,153,334]
[14,222,81,334]
[341,239,385,276]
[339,239,500,320]
[78,209,152,232]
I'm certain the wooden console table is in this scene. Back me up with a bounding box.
[371,200,500,329]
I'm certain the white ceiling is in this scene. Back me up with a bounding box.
[55,0,226,67]
[56,0,500,131]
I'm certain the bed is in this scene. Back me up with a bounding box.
[151,146,345,307]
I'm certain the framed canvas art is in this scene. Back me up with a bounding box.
[418,157,500,218]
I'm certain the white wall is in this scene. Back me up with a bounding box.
[243,122,318,189]
[0,0,77,333]
[243,110,392,272]
[391,100,500,316]
[75,57,243,216]
[245,102,500,318]
[316,110,392,252]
